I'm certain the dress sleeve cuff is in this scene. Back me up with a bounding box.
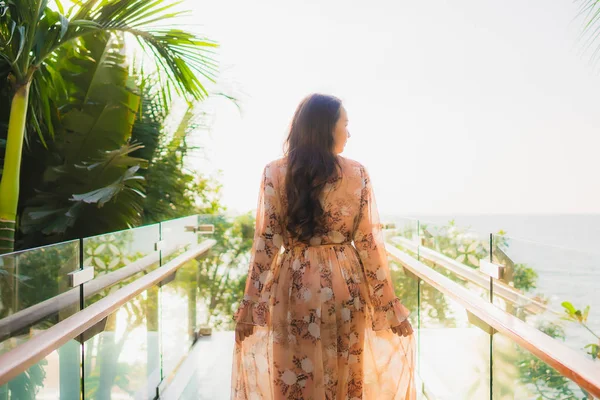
[371,298,411,331]
[234,299,270,326]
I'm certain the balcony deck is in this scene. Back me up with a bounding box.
[1,218,599,399]
[163,328,487,400]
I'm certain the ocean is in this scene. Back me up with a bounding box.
[389,214,600,355]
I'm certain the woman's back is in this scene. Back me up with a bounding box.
[268,155,369,248]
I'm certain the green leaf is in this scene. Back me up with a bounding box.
[583,305,590,322]
[58,13,69,40]
[71,166,145,207]
[561,301,576,315]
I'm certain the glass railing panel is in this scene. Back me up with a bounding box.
[82,225,161,399]
[196,213,253,331]
[492,332,593,400]
[418,220,491,301]
[386,217,420,259]
[388,256,421,374]
[0,241,81,399]
[82,286,161,400]
[159,214,210,382]
[0,340,81,400]
[160,216,199,264]
[492,234,599,360]
[419,280,491,399]
[82,224,160,306]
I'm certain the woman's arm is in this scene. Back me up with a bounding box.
[353,165,411,331]
[234,164,284,327]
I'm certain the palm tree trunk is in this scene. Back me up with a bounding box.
[0,81,31,254]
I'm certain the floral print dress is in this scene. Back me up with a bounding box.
[232,156,416,400]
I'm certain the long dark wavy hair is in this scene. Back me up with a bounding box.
[284,94,343,242]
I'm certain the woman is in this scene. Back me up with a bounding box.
[231,94,415,399]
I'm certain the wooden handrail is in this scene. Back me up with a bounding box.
[0,246,181,342]
[390,236,556,315]
[0,240,216,386]
[386,245,600,398]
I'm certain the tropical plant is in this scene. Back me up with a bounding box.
[562,301,600,360]
[0,0,217,254]
[133,96,225,224]
[17,32,147,247]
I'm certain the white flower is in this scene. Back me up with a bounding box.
[320,287,333,302]
[256,354,268,373]
[282,370,297,385]
[349,332,358,346]
[310,236,322,246]
[349,354,358,364]
[292,259,301,271]
[329,231,345,243]
[316,307,322,318]
[301,358,314,373]
[265,186,276,197]
[302,288,312,302]
[353,297,361,310]
[341,308,351,322]
[304,315,310,322]
[354,230,364,242]
[340,206,351,216]
[376,268,386,281]
[359,250,368,260]
[308,322,320,338]
[259,270,270,284]
[253,280,260,289]
[256,237,265,251]
[265,166,273,179]
[273,234,283,248]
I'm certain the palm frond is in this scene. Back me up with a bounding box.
[41,0,218,101]
[576,0,600,66]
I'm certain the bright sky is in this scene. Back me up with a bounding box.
[181,0,600,216]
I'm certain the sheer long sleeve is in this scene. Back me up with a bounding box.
[353,165,410,331]
[234,164,284,326]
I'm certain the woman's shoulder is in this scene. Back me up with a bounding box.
[263,156,369,178]
[337,155,368,176]
[265,157,287,171]
[263,158,287,182]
